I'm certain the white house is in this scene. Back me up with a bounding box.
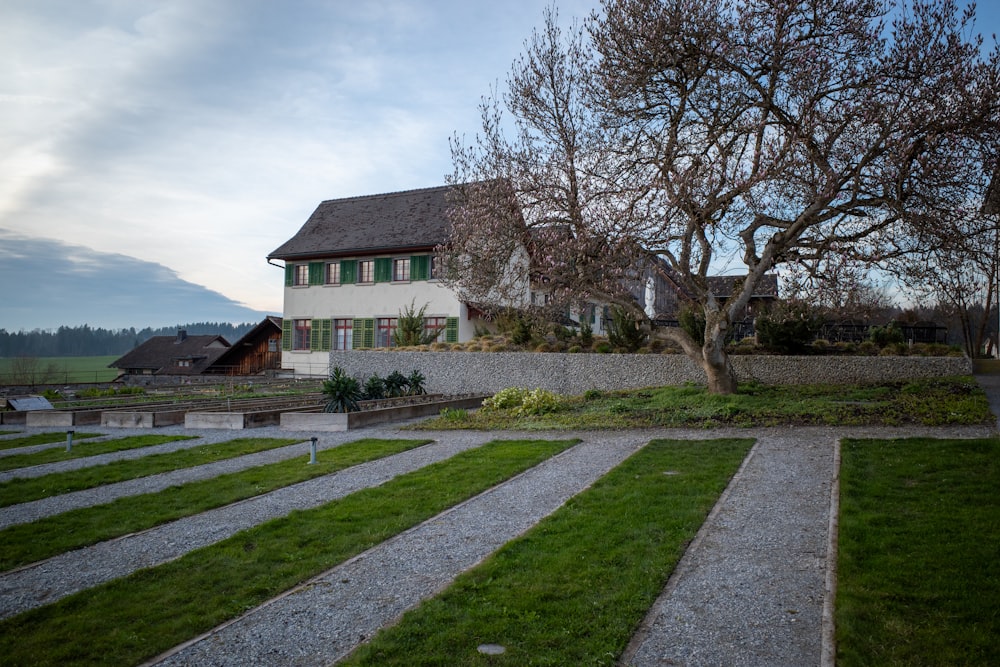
[268,184,514,376]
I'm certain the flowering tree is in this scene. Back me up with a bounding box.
[442,0,999,393]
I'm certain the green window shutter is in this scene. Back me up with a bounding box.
[284,265,294,287]
[352,318,375,349]
[316,319,332,351]
[310,319,322,351]
[340,260,357,284]
[445,317,459,343]
[411,255,430,281]
[281,319,292,350]
[374,258,392,283]
[308,262,324,286]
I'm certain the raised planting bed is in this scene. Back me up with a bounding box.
[281,394,488,431]
[108,394,324,429]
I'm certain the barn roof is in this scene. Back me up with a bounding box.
[109,332,230,375]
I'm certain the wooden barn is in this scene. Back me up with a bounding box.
[203,316,283,376]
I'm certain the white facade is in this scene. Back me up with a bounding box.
[279,253,487,376]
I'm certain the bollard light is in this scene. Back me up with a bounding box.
[66,429,75,452]
[309,436,318,465]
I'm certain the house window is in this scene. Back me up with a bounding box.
[326,262,340,285]
[424,317,447,342]
[293,264,309,286]
[393,258,410,282]
[177,359,191,368]
[358,260,374,283]
[376,317,397,348]
[334,318,353,350]
[293,319,311,350]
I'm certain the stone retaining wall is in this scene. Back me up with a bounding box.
[329,350,971,395]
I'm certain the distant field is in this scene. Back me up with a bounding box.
[0,356,120,385]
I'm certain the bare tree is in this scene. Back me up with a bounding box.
[443,0,999,393]
[894,202,999,356]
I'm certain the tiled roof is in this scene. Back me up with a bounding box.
[109,333,230,375]
[268,184,456,261]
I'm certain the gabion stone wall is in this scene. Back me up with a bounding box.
[329,350,971,395]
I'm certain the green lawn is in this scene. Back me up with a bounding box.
[0,437,300,507]
[0,433,194,472]
[837,437,1000,666]
[0,439,578,667]
[343,438,753,666]
[417,376,993,429]
[0,431,101,452]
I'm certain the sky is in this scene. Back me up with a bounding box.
[1,0,997,330]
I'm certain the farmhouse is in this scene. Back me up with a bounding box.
[109,330,230,376]
[269,183,783,376]
[267,185,515,376]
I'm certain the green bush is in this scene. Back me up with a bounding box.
[579,322,594,347]
[482,387,562,416]
[322,367,363,413]
[394,300,442,347]
[384,371,409,398]
[483,387,529,411]
[677,305,706,346]
[439,407,467,422]
[363,374,386,400]
[407,370,427,395]
[606,306,647,352]
[869,323,905,347]
[755,302,824,353]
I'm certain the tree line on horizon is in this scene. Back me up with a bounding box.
[0,322,258,358]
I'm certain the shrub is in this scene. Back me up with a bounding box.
[869,323,905,347]
[595,342,612,353]
[579,322,594,347]
[606,306,647,352]
[677,305,706,346]
[519,388,561,415]
[323,367,362,413]
[407,370,427,395]
[567,345,581,353]
[394,300,442,347]
[384,371,409,397]
[439,407,467,422]
[482,387,560,416]
[483,387,528,410]
[363,374,386,400]
[755,301,824,353]
[583,389,604,400]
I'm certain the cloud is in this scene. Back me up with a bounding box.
[0,229,269,331]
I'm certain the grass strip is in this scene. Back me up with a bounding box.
[0,438,432,571]
[0,432,101,452]
[0,434,196,473]
[0,437,301,508]
[837,437,1000,666]
[0,438,578,667]
[342,438,753,666]
[416,376,992,429]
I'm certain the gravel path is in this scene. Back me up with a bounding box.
[0,428,411,528]
[147,432,654,666]
[0,429,305,481]
[0,432,491,620]
[2,413,997,666]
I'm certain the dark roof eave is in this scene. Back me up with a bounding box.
[268,244,440,262]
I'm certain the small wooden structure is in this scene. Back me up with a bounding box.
[203,317,283,376]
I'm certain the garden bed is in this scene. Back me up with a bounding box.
[281,394,487,431]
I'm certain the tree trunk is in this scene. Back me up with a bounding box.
[702,329,737,395]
